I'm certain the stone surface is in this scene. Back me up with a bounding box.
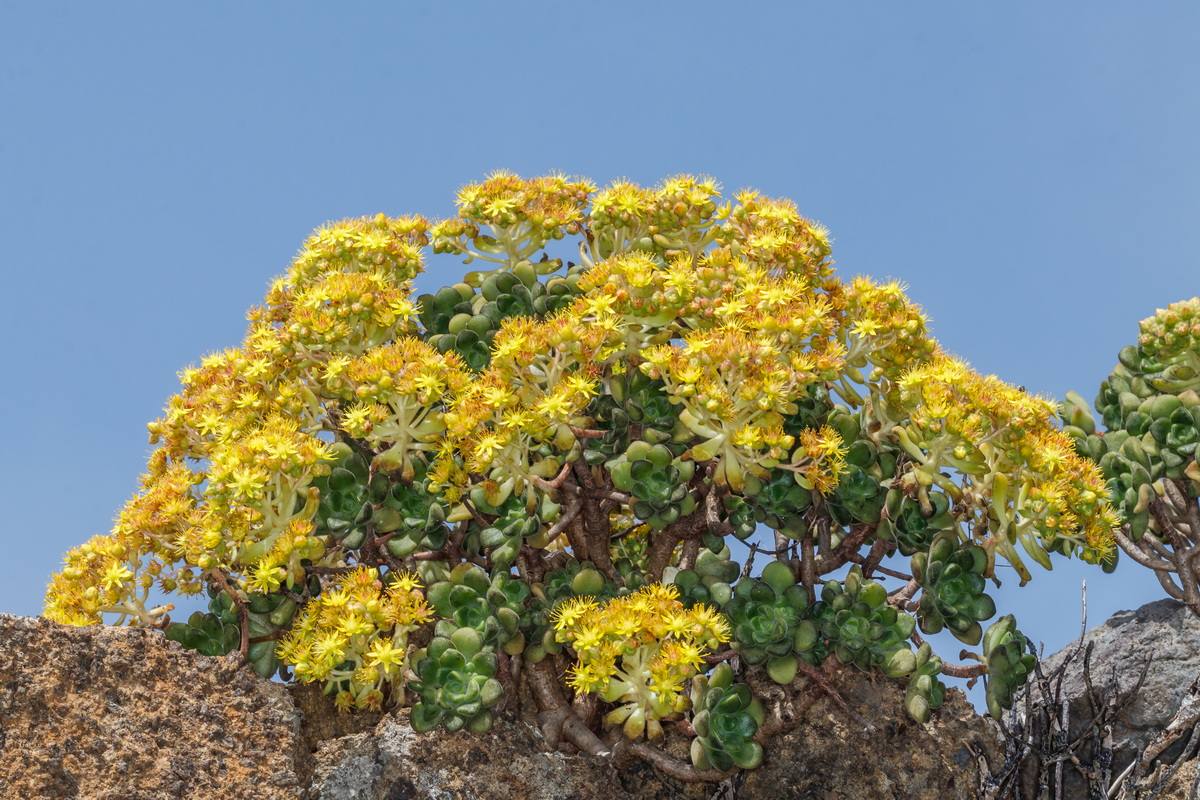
[0,614,304,800]
[310,715,628,800]
[0,614,1009,799]
[1039,598,1200,763]
[303,665,1001,800]
[738,667,1000,800]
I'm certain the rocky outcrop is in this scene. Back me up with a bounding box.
[0,612,1045,799]
[296,666,998,800]
[1038,599,1200,768]
[0,613,304,800]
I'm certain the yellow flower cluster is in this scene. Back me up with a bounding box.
[44,534,167,626]
[640,324,839,493]
[430,310,607,500]
[50,213,427,626]
[331,338,468,482]
[432,172,594,266]
[588,176,725,262]
[795,426,850,495]
[275,567,432,712]
[1138,297,1200,366]
[243,516,326,595]
[285,270,418,358]
[552,584,729,740]
[575,252,695,336]
[841,276,939,395]
[724,189,833,281]
[896,356,1116,576]
[180,416,331,571]
[287,213,429,287]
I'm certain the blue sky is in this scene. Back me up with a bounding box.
[3,3,1195,705]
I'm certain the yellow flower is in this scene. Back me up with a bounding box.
[552,595,597,633]
[365,638,406,674]
[100,561,134,592]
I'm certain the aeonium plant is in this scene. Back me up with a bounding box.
[1062,297,1200,614]
[46,173,1116,781]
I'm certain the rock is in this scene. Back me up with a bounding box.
[304,666,1001,800]
[0,614,304,800]
[737,668,999,800]
[1039,598,1200,765]
[310,715,629,800]
[0,614,1003,799]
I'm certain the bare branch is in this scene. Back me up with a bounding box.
[1113,526,1175,572]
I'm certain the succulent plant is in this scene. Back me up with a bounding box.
[610,521,652,588]
[1143,396,1200,474]
[830,463,887,526]
[668,546,739,610]
[824,409,889,526]
[689,662,765,772]
[378,460,450,558]
[417,265,584,372]
[904,642,946,724]
[519,561,618,663]
[310,442,376,550]
[410,626,504,733]
[463,486,560,571]
[781,383,835,437]
[1094,345,1168,433]
[608,441,698,530]
[310,441,450,557]
[1092,432,1157,539]
[812,566,916,677]
[742,468,813,538]
[910,532,996,646]
[416,283,491,370]
[981,614,1035,719]
[47,173,1124,779]
[720,494,759,541]
[164,608,239,657]
[426,562,528,654]
[1059,300,1200,613]
[880,487,956,557]
[726,560,817,683]
[165,584,298,677]
[583,372,681,465]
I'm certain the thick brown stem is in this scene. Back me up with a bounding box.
[1154,497,1200,613]
[527,660,612,757]
[615,740,733,783]
[546,496,583,542]
[800,534,817,601]
[887,579,920,605]
[859,535,889,579]
[564,512,591,565]
[940,661,988,679]
[812,524,871,574]
[1113,525,1174,571]
[678,537,701,571]
[572,460,617,580]
[646,530,679,582]
[568,424,606,439]
[303,565,360,576]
